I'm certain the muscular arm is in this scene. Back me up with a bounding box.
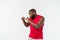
[21,17,30,27]
[28,16,44,29]
[22,20,30,27]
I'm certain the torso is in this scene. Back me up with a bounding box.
[29,15,44,39]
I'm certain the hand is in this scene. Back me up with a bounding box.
[21,17,25,21]
[26,17,30,22]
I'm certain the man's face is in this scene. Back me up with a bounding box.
[29,11,36,19]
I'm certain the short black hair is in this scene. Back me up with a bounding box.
[29,9,36,13]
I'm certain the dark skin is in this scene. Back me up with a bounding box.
[21,17,30,27]
[21,11,44,29]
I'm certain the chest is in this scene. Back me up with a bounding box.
[31,17,40,24]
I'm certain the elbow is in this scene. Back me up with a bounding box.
[25,26,29,27]
[25,25,29,27]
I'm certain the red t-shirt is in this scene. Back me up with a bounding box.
[29,15,44,39]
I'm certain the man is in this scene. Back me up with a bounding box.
[21,9,45,40]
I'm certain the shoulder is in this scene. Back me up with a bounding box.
[37,15,44,18]
[37,15,45,20]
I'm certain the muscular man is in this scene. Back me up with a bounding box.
[21,9,45,40]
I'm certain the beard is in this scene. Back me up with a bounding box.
[31,15,35,19]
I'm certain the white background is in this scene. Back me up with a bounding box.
[0,0,60,40]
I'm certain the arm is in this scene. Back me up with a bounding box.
[21,17,30,27]
[26,17,44,29]
[22,20,30,27]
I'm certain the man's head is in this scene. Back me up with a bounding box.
[29,9,37,19]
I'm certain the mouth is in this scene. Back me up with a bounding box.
[31,15,35,19]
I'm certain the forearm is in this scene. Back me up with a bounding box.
[22,20,29,27]
[28,20,44,29]
[37,20,44,27]
[28,20,38,28]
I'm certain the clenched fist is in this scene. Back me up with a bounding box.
[26,17,29,21]
[21,17,25,21]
